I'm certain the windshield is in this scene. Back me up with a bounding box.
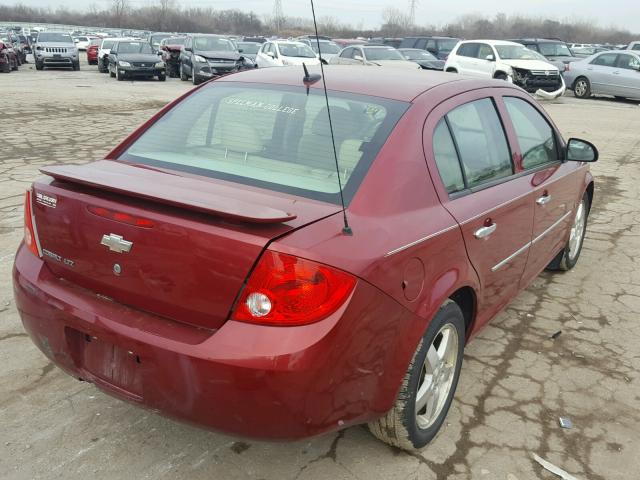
[37,32,73,43]
[194,36,235,51]
[310,42,341,54]
[278,43,316,58]
[496,45,542,60]
[538,42,572,57]
[437,39,459,53]
[164,37,186,46]
[363,47,404,61]
[400,49,436,60]
[151,34,171,47]
[237,42,259,54]
[119,84,408,204]
[117,41,153,54]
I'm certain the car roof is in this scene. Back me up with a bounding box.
[461,39,522,47]
[511,38,565,43]
[218,65,509,102]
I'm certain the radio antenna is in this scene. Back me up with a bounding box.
[309,0,352,235]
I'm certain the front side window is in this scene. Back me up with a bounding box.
[477,44,494,59]
[340,47,353,58]
[437,39,459,53]
[119,84,408,204]
[457,43,479,58]
[445,99,512,188]
[616,54,640,70]
[504,97,557,169]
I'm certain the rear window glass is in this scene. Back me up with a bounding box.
[120,83,408,204]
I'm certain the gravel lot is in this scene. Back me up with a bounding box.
[1,58,639,480]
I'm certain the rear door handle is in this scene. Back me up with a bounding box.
[474,223,497,239]
[536,194,552,205]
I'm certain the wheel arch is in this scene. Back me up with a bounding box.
[445,67,458,73]
[493,70,508,79]
[448,286,477,339]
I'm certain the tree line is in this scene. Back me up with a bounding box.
[1,2,637,44]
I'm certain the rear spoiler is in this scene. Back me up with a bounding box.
[41,160,297,224]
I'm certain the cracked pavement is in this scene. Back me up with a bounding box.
[1,60,639,480]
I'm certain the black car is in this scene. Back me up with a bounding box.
[179,34,254,85]
[509,38,578,72]
[108,40,166,81]
[398,48,445,70]
[399,36,460,60]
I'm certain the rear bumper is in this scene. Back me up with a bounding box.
[13,243,417,440]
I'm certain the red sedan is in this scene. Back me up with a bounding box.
[86,38,101,65]
[13,67,597,450]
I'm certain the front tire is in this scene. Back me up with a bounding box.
[158,73,166,81]
[180,63,188,81]
[116,67,124,81]
[547,193,590,271]
[368,300,465,450]
[573,77,591,99]
[35,60,43,70]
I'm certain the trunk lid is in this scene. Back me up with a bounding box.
[33,160,340,330]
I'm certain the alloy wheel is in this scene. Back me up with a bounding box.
[568,200,586,261]
[415,324,459,429]
[575,80,588,97]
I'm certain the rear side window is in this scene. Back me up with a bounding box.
[120,83,408,205]
[446,99,512,188]
[433,120,465,193]
[504,97,558,169]
[591,53,617,66]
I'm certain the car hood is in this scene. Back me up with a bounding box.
[117,53,161,62]
[36,42,75,48]
[369,59,421,69]
[500,59,559,72]
[415,59,445,69]
[195,50,241,61]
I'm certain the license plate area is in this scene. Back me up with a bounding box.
[53,54,61,58]
[66,327,143,398]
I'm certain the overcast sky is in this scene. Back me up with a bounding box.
[25,0,640,32]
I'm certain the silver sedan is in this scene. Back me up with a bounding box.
[564,50,640,100]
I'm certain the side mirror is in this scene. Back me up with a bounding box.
[267,51,275,58]
[485,54,495,61]
[184,46,192,52]
[354,54,363,62]
[566,138,598,162]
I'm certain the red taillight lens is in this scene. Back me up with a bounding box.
[24,190,42,258]
[231,250,356,326]
[87,205,154,228]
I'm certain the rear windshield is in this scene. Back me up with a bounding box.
[38,32,72,43]
[120,83,408,204]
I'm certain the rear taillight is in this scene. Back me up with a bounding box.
[231,250,356,326]
[24,190,42,258]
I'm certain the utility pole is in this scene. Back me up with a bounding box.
[409,0,418,26]
[273,0,284,34]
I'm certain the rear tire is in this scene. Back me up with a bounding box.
[573,77,591,99]
[368,300,465,450]
[547,193,590,271]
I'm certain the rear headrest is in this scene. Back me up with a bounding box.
[311,106,355,137]
[219,122,263,155]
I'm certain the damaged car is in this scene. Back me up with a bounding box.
[14,66,597,451]
[159,36,186,77]
[445,40,565,99]
[180,34,254,85]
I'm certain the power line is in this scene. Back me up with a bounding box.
[273,0,283,33]
[409,0,418,25]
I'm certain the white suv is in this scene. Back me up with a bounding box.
[444,39,565,99]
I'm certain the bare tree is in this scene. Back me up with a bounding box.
[111,0,130,28]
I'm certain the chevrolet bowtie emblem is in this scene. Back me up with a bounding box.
[100,233,133,253]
